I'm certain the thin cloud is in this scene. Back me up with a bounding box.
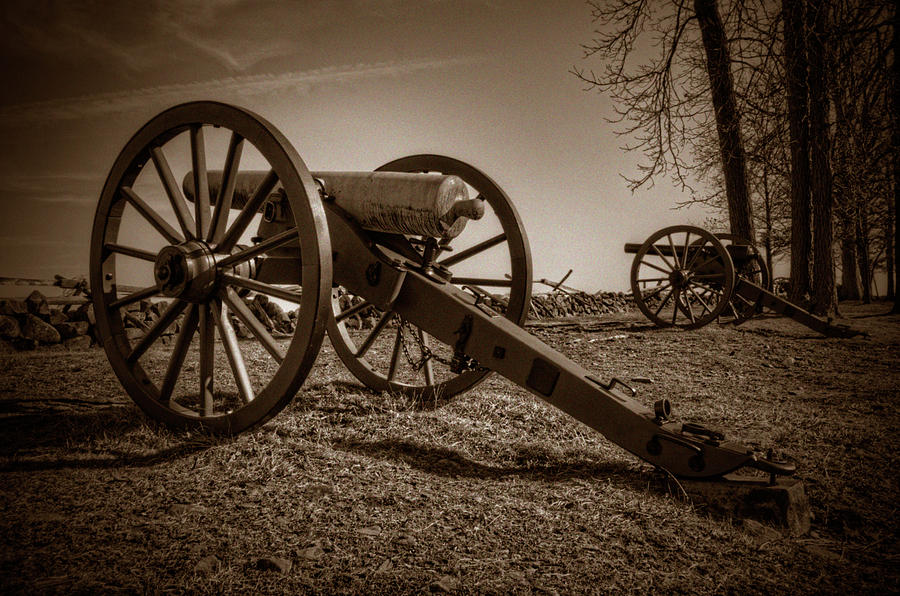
[0,56,483,128]
[3,174,102,205]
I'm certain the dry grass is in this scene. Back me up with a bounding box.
[1,302,898,594]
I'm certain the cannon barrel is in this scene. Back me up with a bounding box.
[182,170,484,240]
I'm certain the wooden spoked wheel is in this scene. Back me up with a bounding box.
[714,234,769,325]
[630,225,735,330]
[91,102,331,433]
[326,155,532,399]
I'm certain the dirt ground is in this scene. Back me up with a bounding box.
[1,301,898,594]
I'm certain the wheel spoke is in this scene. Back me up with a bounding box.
[417,328,434,385]
[212,299,254,405]
[683,240,708,272]
[671,289,681,324]
[221,287,285,364]
[105,243,157,262]
[160,303,199,402]
[209,133,244,243]
[686,285,713,315]
[642,281,672,300]
[354,311,394,358]
[121,186,184,245]
[651,242,677,272]
[688,253,723,274]
[199,303,215,416]
[637,276,670,284]
[190,125,211,239]
[666,233,682,268]
[217,227,299,270]
[387,326,402,382]
[335,298,373,323]
[109,284,160,310]
[439,233,507,267]
[694,273,728,280]
[150,146,196,239]
[218,169,279,253]
[654,288,674,317]
[638,259,672,275]
[451,277,512,287]
[126,299,187,363]
[222,273,302,304]
[682,231,692,266]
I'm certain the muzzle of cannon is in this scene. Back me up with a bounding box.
[90,101,795,480]
[624,225,861,337]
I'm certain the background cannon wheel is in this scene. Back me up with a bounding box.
[327,154,532,400]
[91,101,331,433]
[714,234,769,325]
[630,225,735,330]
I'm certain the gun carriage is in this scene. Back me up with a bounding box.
[625,226,859,337]
[91,102,794,481]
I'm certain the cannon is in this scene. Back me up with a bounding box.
[91,102,795,480]
[625,225,860,337]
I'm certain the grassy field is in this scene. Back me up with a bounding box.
[1,302,898,594]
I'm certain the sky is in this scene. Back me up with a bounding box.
[0,0,717,294]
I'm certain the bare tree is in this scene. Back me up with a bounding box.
[573,0,754,238]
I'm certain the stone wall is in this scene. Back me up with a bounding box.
[0,291,94,351]
[0,289,640,351]
[527,291,635,320]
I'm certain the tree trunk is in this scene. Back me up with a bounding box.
[762,165,774,291]
[694,0,754,240]
[807,1,837,316]
[783,0,812,304]
[855,205,872,303]
[887,197,895,299]
[840,226,860,300]
[893,0,900,313]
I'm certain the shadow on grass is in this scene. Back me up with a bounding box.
[0,404,218,472]
[331,437,652,491]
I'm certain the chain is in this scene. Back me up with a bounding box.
[398,319,453,370]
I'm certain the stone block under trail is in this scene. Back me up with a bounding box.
[676,475,811,537]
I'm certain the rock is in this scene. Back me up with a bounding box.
[22,314,61,344]
[630,376,654,384]
[26,291,50,318]
[247,299,274,330]
[357,526,381,537]
[125,327,145,340]
[0,315,21,339]
[11,337,37,350]
[264,300,283,319]
[742,519,782,545]
[0,299,28,316]
[54,321,89,339]
[298,545,325,561]
[254,556,291,573]
[231,317,251,339]
[253,293,269,308]
[194,555,221,574]
[429,575,458,593]
[64,335,92,350]
[394,533,417,547]
[168,503,205,515]
[49,310,68,325]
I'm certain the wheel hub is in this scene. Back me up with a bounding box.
[154,241,218,301]
[669,268,692,288]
